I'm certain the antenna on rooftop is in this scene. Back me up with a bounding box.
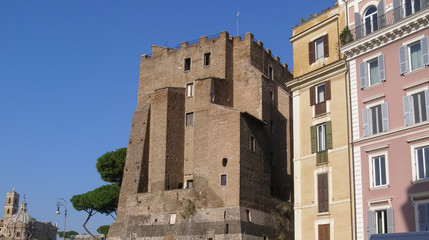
[236,11,240,36]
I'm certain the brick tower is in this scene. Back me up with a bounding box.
[108,31,294,240]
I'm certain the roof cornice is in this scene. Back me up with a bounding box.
[286,60,346,91]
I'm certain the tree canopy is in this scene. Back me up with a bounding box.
[96,148,126,184]
[97,225,110,235]
[71,184,120,215]
[71,148,125,237]
[57,231,78,239]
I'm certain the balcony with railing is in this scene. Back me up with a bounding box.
[349,1,429,42]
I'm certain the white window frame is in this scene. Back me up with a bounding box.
[411,192,429,231]
[186,179,193,189]
[375,209,388,234]
[315,83,325,104]
[186,82,194,98]
[415,200,429,231]
[367,199,394,237]
[364,6,378,35]
[410,142,429,182]
[362,101,389,136]
[404,88,429,126]
[186,112,194,127]
[169,213,176,225]
[403,0,422,17]
[315,37,324,61]
[367,58,380,86]
[371,105,383,134]
[317,123,327,152]
[368,151,389,189]
[400,35,428,75]
[409,40,423,71]
[411,91,428,124]
[360,53,385,89]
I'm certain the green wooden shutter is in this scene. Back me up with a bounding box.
[317,151,328,165]
[311,125,317,153]
[326,121,333,149]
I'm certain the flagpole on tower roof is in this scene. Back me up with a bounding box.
[236,11,240,36]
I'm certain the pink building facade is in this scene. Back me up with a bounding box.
[342,1,429,240]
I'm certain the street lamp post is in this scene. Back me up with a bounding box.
[56,198,68,240]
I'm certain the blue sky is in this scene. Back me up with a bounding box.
[0,0,337,235]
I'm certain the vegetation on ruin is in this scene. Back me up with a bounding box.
[180,199,196,219]
[339,26,354,45]
[274,200,294,240]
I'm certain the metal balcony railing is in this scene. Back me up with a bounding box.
[350,1,429,42]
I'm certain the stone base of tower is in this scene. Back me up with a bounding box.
[108,189,279,240]
[109,208,277,240]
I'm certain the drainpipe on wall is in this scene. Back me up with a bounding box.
[344,56,356,240]
[343,2,355,239]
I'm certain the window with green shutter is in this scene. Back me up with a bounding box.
[317,151,328,165]
[311,121,333,165]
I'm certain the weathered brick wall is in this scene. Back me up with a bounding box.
[109,31,293,240]
[115,103,150,222]
[165,89,185,191]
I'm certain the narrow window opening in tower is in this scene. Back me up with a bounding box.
[268,66,273,80]
[204,52,211,66]
[250,136,256,152]
[184,58,191,71]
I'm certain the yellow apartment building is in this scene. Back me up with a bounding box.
[287,1,354,240]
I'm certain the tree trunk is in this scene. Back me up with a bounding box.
[83,210,96,239]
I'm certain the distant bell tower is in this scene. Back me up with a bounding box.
[3,187,19,222]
